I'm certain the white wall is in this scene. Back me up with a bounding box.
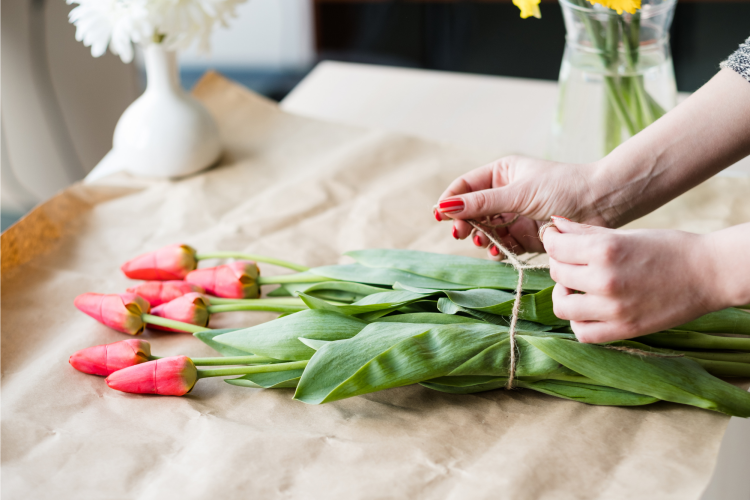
[179,0,315,71]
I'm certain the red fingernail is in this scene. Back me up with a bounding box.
[434,208,442,222]
[473,234,482,246]
[489,245,499,256]
[452,226,459,239]
[551,215,571,222]
[438,197,465,214]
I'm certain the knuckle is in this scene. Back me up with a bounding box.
[596,236,623,264]
[598,272,621,295]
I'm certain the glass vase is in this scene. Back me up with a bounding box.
[549,0,677,164]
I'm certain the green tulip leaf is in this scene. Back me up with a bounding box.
[524,336,750,417]
[193,329,252,356]
[346,249,554,291]
[214,309,368,361]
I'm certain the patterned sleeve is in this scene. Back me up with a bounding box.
[721,36,750,83]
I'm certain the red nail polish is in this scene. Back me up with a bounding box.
[434,209,442,222]
[551,215,572,222]
[438,197,465,214]
[489,245,499,256]
[452,226,459,239]
[473,234,482,246]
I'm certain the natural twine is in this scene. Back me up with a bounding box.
[464,216,556,389]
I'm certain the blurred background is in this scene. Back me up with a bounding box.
[2,0,750,231]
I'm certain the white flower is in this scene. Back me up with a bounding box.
[67,0,246,63]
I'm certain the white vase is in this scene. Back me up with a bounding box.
[112,44,222,178]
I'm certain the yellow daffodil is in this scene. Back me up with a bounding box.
[513,0,542,19]
[587,0,641,14]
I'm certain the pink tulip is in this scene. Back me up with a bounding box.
[69,339,152,376]
[121,244,197,280]
[149,293,209,332]
[74,293,150,335]
[106,356,197,396]
[185,261,260,299]
[126,281,205,307]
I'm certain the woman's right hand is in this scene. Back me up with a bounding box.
[436,155,610,257]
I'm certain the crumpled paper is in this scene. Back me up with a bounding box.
[3,72,749,500]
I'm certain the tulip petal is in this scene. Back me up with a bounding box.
[106,356,197,396]
[121,244,197,280]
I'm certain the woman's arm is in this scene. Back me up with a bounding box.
[437,69,750,255]
[591,68,750,228]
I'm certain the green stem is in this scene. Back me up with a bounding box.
[639,332,750,352]
[257,273,336,285]
[689,359,750,378]
[197,360,309,378]
[682,352,750,363]
[207,303,307,314]
[142,314,210,333]
[190,355,279,366]
[207,297,306,306]
[572,0,637,137]
[195,252,309,272]
[619,17,653,127]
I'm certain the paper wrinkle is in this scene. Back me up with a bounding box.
[3,73,749,499]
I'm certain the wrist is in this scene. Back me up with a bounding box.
[697,230,750,310]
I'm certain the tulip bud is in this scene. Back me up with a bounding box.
[74,293,150,335]
[149,292,209,332]
[106,356,197,396]
[69,339,152,376]
[126,281,205,307]
[185,261,260,299]
[121,244,197,280]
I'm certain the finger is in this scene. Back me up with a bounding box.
[508,218,545,254]
[550,216,610,236]
[454,220,473,239]
[551,287,617,322]
[570,320,641,343]
[437,186,524,221]
[488,233,522,260]
[438,157,517,202]
[543,228,602,265]
[548,258,607,293]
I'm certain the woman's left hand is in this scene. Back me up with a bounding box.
[543,216,725,343]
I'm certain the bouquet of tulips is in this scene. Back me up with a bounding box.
[71,245,750,417]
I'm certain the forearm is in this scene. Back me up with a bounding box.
[591,69,750,228]
[705,222,750,310]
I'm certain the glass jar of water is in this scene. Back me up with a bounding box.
[550,0,677,163]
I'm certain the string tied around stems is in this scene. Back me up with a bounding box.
[464,216,681,388]
[463,216,556,389]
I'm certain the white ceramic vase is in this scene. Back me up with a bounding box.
[112,44,222,178]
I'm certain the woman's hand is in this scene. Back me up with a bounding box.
[435,156,610,257]
[543,217,738,343]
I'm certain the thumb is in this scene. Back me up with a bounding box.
[550,216,609,235]
[438,187,521,220]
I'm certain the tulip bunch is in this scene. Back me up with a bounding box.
[75,244,316,334]
[71,247,750,417]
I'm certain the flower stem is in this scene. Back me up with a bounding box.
[207,297,306,306]
[688,359,750,378]
[190,355,279,366]
[257,273,337,285]
[142,314,210,333]
[195,252,309,272]
[207,303,307,314]
[197,360,309,378]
